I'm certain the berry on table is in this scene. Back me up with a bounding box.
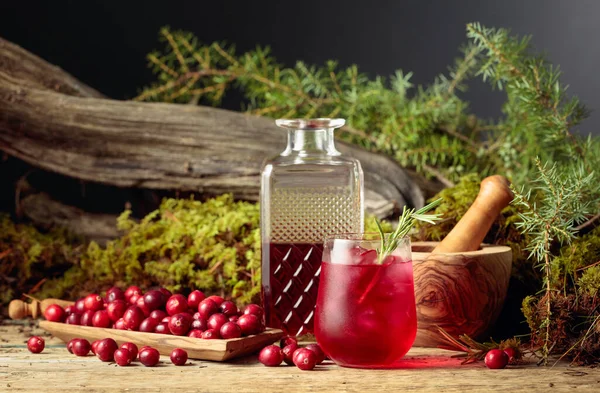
[292,348,317,370]
[304,343,325,365]
[485,349,509,369]
[95,338,118,362]
[114,348,132,366]
[138,347,160,367]
[27,336,45,353]
[282,343,298,366]
[72,339,91,356]
[120,342,138,361]
[170,348,188,366]
[258,345,283,367]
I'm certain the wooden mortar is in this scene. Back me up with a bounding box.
[411,242,512,347]
[411,175,514,347]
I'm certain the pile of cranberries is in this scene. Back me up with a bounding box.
[44,286,265,339]
[258,336,325,371]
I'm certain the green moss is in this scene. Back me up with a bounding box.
[578,266,600,296]
[551,226,600,289]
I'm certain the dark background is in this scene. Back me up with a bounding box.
[1,0,599,135]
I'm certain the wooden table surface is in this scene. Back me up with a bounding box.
[1,320,598,393]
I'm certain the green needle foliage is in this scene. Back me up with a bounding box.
[376,198,442,264]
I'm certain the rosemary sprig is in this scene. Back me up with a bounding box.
[375,198,442,264]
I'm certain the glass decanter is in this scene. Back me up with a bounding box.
[260,118,364,336]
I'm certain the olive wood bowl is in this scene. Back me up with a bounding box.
[411,241,512,347]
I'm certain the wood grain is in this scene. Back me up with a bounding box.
[3,323,598,393]
[39,321,284,361]
[411,242,512,347]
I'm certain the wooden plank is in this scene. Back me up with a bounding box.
[39,321,284,361]
[1,323,599,393]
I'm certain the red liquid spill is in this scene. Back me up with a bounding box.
[315,258,417,368]
[262,243,323,336]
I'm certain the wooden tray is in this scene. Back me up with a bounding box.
[39,321,284,361]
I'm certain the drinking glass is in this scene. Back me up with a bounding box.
[314,233,416,368]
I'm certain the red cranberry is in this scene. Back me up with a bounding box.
[188,329,203,338]
[84,294,104,312]
[114,318,128,330]
[124,285,142,300]
[67,338,76,354]
[152,322,168,334]
[293,348,317,370]
[136,296,151,317]
[191,319,207,331]
[229,315,239,322]
[114,348,131,366]
[168,313,192,336]
[80,310,95,326]
[66,313,81,325]
[72,339,91,356]
[95,338,118,362]
[187,290,206,309]
[192,312,202,320]
[149,309,167,321]
[219,301,239,317]
[139,346,153,353]
[197,299,219,320]
[207,313,228,331]
[139,317,159,333]
[282,343,298,365]
[91,340,100,355]
[158,287,172,299]
[485,349,509,369]
[74,298,86,314]
[128,293,141,305]
[64,305,76,316]
[166,294,188,316]
[138,347,160,367]
[259,345,283,366]
[304,344,325,365]
[43,304,66,322]
[206,295,225,306]
[106,300,128,322]
[220,321,242,339]
[503,347,517,363]
[106,286,125,302]
[170,348,188,366]
[201,329,220,339]
[279,336,298,348]
[27,336,45,353]
[243,304,264,319]
[121,342,138,361]
[92,310,111,328]
[123,306,145,330]
[143,290,166,312]
[237,314,261,336]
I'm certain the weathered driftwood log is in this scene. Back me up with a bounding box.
[0,38,103,98]
[0,37,445,225]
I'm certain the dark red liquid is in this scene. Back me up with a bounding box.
[262,242,323,336]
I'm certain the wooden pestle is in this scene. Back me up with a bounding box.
[8,298,74,320]
[432,175,513,254]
